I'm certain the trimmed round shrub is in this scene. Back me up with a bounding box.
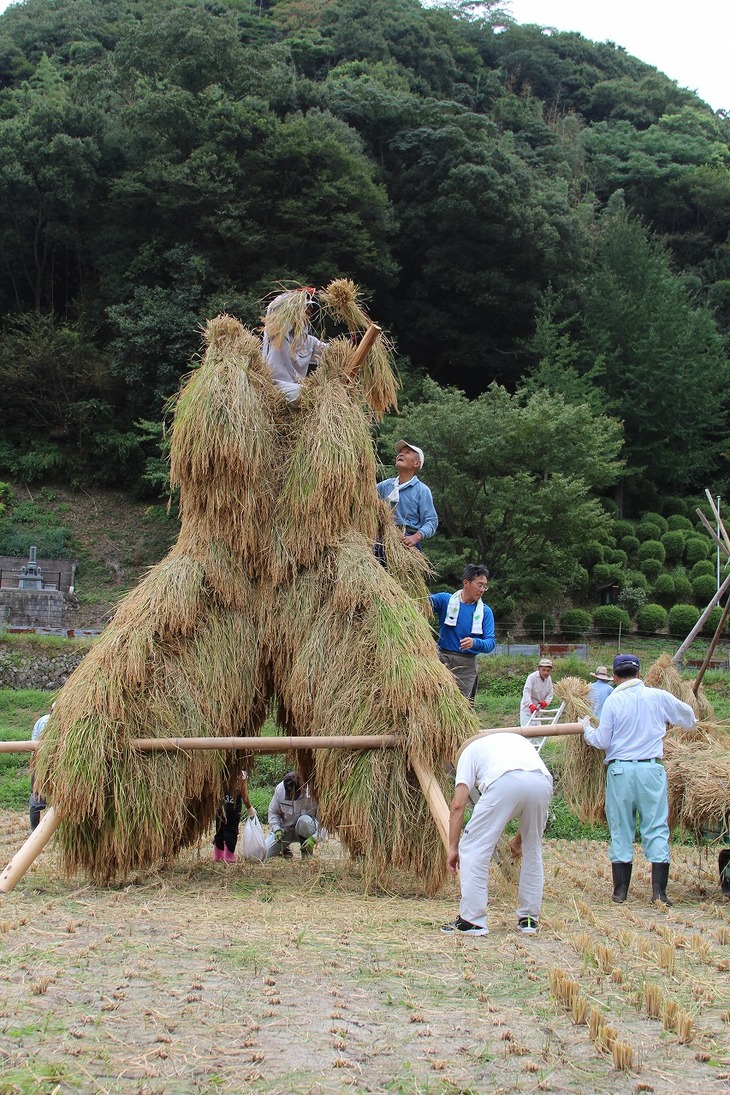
[592,605,631,635]
[625,569,649,591]
[605,548,628,567]
[685,537,710,564]
[593,563,625,584]
[671,570,693,601]
[668,603,700,637]
[637,521,663,542]
[667,514,692,531]
[580,541,605,567]
[621,535,640,556]
[639,558,662,582]
[701,605,728,638]
[560,609,592,638]
[613,520,635,540]
[691,559,715,578]
[618,584,646,619]
[636,603,667,633]
[638,539,666,563]
[641,511,668,533]
[662,497,688,518]
[660,530,685,564]
[652,573,675,604]
[692,573,718,605]
[522,612,555,638]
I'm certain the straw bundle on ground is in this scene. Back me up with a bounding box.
[665,737,730,833]
[554,677,607,823]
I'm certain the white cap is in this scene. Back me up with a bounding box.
[395,440,424,468]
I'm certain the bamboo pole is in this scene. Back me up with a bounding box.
[705,489,730,555]
[410,755,450,851]
[0,807,61,894]
[0,725,585,756]
[672,570,730,664]
[693,595,730,695]
[344,323,381,377]
[695,509,730,559]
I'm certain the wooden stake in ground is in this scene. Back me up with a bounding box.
[0,807,61,895]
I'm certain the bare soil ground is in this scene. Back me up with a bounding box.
[0,811,728,1095]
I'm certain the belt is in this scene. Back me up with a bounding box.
[607,758,662,765]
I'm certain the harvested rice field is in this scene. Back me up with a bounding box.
[1,812,728,1095]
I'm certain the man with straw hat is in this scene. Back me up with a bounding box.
[582,653,696,906]
[589,665,614,719]
[377,440,437,549]
[441,731,553,936]
[429,564,495,703]
[520,659,553,726]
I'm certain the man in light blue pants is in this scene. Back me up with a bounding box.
[583,654,695,906]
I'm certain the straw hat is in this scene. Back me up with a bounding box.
[590,666,613,682]
[538,658,553,669]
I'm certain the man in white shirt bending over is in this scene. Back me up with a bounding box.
[441,731,553,937]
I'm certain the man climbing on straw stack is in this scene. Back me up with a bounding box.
[582,653,696,906]
[441,731,553,936]
[429,564,495,703]
[377,440,438,549]
[262,287,328,402]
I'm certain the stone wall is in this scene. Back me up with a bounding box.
[0,590,78,629]
[0,642,88,690]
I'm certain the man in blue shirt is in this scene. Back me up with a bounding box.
[429,564,496,703]
[377,440,438,549]
[583,653,695,906]
[588,665,614,719]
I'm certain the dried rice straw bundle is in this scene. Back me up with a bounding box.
[170,316,281,575]
[376,499,431,614]
[265,536,476,892]
[643,654,709,718]
[269,354,380,578]
[318,278,371,331]
[554,677,607,823]
[35,599,268,882]
[664,738,730,833]
[263,287,315,349]
[318,279,398,417]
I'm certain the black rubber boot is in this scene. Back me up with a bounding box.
[651,862,672,906]
[611,861,632,903]
[719,849,730,897]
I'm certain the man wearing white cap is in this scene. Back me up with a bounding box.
[377,440,438,549]
[519,659,554,726]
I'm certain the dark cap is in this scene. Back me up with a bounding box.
[613,654,640,673]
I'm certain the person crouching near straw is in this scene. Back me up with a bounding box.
[582,654,696,906]
[429,564,495,705]
[441,732,553,937]
[265,771,319,860]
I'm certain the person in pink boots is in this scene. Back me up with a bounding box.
[212,776,244,863]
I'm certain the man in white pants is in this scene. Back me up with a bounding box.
[441,732,553,936]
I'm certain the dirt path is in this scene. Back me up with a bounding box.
[0,812,728,1094]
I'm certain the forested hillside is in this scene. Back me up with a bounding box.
[1,0,729,621]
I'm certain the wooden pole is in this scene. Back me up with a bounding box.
[0,725,586,756]
[693,595,730,695]
[695,509,730,560]
[705,489,730,555]
[0,807,61,894]
[344,323,381,378]
[410,756,450,852]
[672,570,730,664]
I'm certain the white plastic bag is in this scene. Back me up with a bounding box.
[240,810,266,861]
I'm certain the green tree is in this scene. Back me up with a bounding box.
[378,379,623,605]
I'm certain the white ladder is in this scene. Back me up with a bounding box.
[524,701,566,754]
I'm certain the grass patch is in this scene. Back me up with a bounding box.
[0,688,56,809]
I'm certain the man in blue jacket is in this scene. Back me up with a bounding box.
[429,564,496,702]
[377,440,438,549]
